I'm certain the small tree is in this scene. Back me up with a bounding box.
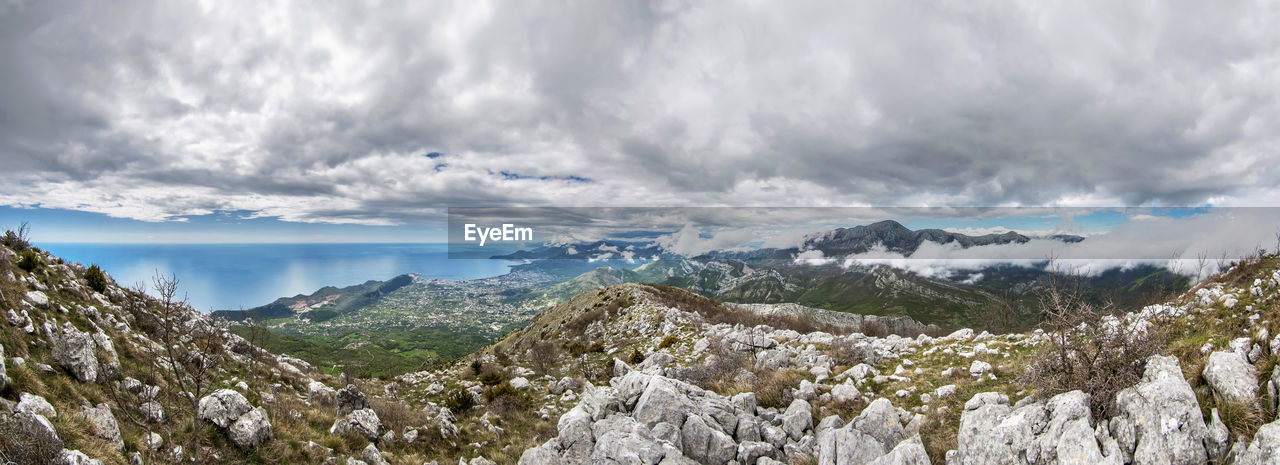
[85,264,108,293]
[1,222,30,251]
[243,316,269,385]
[528,340,562,375]
[152,271,223,461]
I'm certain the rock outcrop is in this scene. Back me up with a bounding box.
[1110,355,1216,465]
[228,407,274,449]
[520,362,929,465]
[951,355,1225,465]
[331,407,383,441]
[198,389,253,428]
[52,323,99,383]
[337,384,370,416]
[197,389,273,449]
[1202,351,1259,405]
[78,404,124,451]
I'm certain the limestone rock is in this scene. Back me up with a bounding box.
[510,376,531,391]
[868,435,930,465]
[17,392,57,418]
[1202,351,1259,405]
[308,380,336,405]
[362,444,390,465]
[52,323,99,383]
[337,384,369,416]
[1110,355,1210,465]
[198,389,252,428]
[780,399,814,440]
[228,407,273,449]
[78,403,124,451]
[347,408,383,441]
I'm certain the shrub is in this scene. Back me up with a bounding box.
[1021,274,1167,418]
[755,369,808,409]
[859,320,888,338]
[627,348,646,365]
[827,337,871,366]
[485,382,531,417]
[85,264,108,293]
[16,251,40,272]
[658,335,680,349]
[1,222,30,251]
[567,341,606,355]
[478,371,504,386]
[484,381,521,402]
[528,340,562,375]
[0,412,63,464]
[443,390,475,412]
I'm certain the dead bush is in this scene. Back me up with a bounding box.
[1020,271,1167,418]
[0,413,63,465]
[680,349,749,393]
[827,337,871,366]
[528,340,563,375]
[859,320,888,338]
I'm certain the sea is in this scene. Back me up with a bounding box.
[37,243,521,312]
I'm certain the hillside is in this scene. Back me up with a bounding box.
[213,275,416,323]
[0,240,507,464]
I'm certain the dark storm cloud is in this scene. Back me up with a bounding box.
[0,0,1278,224]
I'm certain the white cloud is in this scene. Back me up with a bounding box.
[655,224,755,257]
[1,1,1279,225]
[820,209,1280,279]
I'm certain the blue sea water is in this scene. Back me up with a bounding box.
[37,243,519,312]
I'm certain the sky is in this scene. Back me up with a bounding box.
[2,1,1280,243]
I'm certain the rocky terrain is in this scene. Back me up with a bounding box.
[3,236,1280,465]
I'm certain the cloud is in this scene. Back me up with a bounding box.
[1,1,1279,225]
[815,209,1280,278]
[655,224,755,256]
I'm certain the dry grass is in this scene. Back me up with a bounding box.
[0,412,64,465]
[753,369,810,410]
[372,397,430,436]
[55,412,128,465]
[1212,395,1269,442]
